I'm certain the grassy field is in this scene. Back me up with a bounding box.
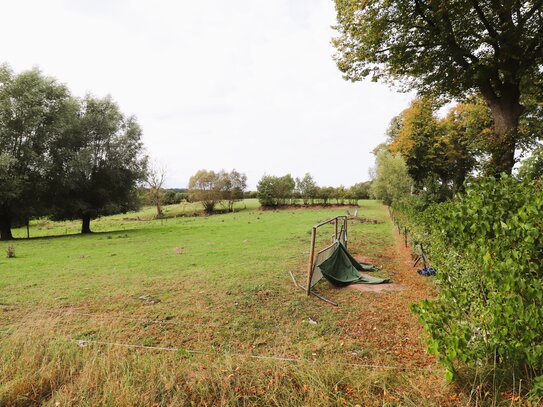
[0,200,453,406]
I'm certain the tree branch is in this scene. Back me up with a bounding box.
[375,43,435,54]
[414,0,438,30]
[470,0,499,38]
[441,10,479,67]
[414,0,478,68]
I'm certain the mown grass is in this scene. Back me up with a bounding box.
[0,200,455,406]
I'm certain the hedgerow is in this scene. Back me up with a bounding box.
[395,176,543,397]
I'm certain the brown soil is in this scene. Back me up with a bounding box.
[348,281,405,292]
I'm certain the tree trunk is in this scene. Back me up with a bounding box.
[482,89,525,176]
[0,216,13,241]
[81,215,92,234]
[155,203,163,218]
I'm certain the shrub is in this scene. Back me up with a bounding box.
[411,176,543,394]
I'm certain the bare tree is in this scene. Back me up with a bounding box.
[146,164,167,218]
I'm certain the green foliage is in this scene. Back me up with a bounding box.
[409,177,543,394]
[48,95,147,232]
[256,175,276,207]
[388,97,490,201]
[243,190,258,199]
[518,144,543,181]
[220,169,248,212]
[370,149,413,206]
[256,174,296,207]
[441,99,492,180]
[275,174,295,205]
[389,98,447,193]
[188,169,247,213]
[0,65,73,239]
[257,174,370,207]
[333,0,543,174]
[162,190,185,205]
[317,186,335,205]
[0,65,148,238]
[188,169,222,213]
[349,181,372,201]
[295,173,318,204]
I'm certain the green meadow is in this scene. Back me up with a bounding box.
[0,200,446,406]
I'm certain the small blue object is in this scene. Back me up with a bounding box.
[417,267,436,276]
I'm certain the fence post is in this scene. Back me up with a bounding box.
[344,216,348,249]
[306,227,316,296]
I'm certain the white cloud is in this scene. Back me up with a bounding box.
[0,0,413,188]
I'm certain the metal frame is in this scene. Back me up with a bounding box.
[306,216,347,296]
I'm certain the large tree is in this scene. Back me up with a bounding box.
[333,0,543,175]
[389,98,446,190]
[295,173,318,204]
[388,98,488,198]
[0,66,73,240]
[48,95,147,233]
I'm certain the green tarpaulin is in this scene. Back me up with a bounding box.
[317,242,389,286]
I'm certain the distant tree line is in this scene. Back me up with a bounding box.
[256,173,371,208]
[0,66,147,240]
[162,189,188,205]
[141,186,188,216]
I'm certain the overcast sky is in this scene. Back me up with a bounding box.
[1,0,413,189]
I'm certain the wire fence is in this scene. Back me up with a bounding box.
[69,337,433,372]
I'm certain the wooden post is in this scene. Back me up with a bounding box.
[335,217,338,240]
[26,219,30,239]
[404,227,408,247]
[306,227,317,296]
[344,216,348,249]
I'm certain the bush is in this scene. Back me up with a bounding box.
[161,190,186,205]
[243,191,258,199]
[411,176,543,394]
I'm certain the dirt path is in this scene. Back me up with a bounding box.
[341,228,439,369]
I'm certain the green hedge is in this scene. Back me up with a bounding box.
[394,177,543,397]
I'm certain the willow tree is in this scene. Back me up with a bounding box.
[48,95,148,234]
[333,0,543,175]
[0,66,73,240]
